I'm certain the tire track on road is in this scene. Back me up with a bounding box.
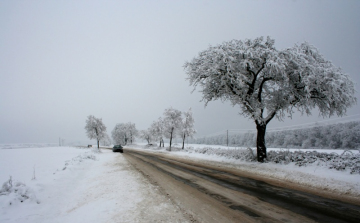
[125,149,360,223]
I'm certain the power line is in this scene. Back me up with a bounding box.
[267,114,360,132]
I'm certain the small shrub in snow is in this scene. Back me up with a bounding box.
[0,176,13,195]
[0,176,39,205]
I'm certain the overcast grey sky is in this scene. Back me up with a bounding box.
[1,0,359,144]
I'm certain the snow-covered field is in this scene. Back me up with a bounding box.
[0,145,186,223]
[129,143,360,197]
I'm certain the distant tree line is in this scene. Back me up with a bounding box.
[190,121,360,149]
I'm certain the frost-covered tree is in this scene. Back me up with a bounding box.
[139,129,152,144]
[111,122,138,145]
[101,133,112,146]
[111,123,128,145]
[150,118,165,147]
[126,122,138,144]
[179,108,196,149]
[163,107,182,150]
[85,115,107,149]
[342,122,360,149]
[185,36,356,162]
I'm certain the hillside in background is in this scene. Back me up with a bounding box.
[190,121,360,149]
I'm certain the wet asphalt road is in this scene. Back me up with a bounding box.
[124,149,360,223]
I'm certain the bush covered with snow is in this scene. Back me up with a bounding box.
[185,147,360,174]
[0,177,39,206]
[185,147,256,161]
[267,149,360,174]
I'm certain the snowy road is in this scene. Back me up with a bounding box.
[124,149,360,223]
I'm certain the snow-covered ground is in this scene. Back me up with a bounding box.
[129,143,360,197]
[0,145,187,223]
[1,143,359,222]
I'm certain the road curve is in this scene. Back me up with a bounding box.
[123,149,360,223]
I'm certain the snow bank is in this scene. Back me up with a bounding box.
[0,146,97,222]
[0,145,187,223]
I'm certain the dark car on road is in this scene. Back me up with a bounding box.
[112,145,123,153]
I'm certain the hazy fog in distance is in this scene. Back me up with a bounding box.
[1,0,359,144]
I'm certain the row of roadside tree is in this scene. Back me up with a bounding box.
[84,115,136,148]
[139,107,196,150]
[86,36,356,162]
[84,107,196,150]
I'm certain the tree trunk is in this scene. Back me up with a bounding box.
[182,133,186,149]
[256,122,267,162]
[169,129,173,151]
[95,127,99,149]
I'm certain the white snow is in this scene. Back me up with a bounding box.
[0,145,186,223]
[1,143,359,222]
